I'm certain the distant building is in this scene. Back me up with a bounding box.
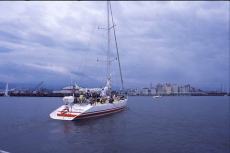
[141,88,149,96]
[53,86,74,94]
[150,88,156,95]
[52,90,72,94]
[178,84,191,94]
[184,84,191,93]
[172,84,179,94]
[127,89,136,96]
[126,83,204,96]
[134,89,141,95]
[156,83,164,95]
[178,86,185,93]
[164,83,172,95]
[190,87,195,93]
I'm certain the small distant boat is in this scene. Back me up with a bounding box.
[153,95,161,99]
[4,83,9,97]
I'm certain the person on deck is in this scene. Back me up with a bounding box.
[79,94,85,103]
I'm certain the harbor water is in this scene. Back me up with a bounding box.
[0,96,229,153]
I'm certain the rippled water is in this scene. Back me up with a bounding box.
[0,96,229,153]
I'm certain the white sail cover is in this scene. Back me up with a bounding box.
[63,96,74,105]
[101,77,111,97]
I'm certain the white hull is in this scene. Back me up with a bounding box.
[153,95,161,99]
[50,98,127,120]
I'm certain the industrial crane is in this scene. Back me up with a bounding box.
[32,81,44,94]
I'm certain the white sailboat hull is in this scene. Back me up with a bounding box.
[50,98,127,120]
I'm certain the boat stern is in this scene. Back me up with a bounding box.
[49,105,92,121]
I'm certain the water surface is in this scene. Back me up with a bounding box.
[0,96,229,153]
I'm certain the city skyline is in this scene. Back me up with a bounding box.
[0,1,229,90]
[0,81,227,93]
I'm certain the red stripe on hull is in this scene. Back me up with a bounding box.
[57,113,77,117]
[82,106,125,115]
[58,106,126,115]
[73,107,125,120]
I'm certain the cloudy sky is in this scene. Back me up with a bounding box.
[0,1,229,90]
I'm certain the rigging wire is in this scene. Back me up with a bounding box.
[109,2,125,90]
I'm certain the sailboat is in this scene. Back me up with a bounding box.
[50,1,128,120]
[153,95,161,99]
[4,83,9,97]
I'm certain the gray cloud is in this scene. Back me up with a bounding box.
[0,1,229,90]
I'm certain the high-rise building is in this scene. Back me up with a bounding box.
[172,84,179,94]
[150,88,156,95]
[164,83,172,95]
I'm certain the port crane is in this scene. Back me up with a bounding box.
[32,81,44,94]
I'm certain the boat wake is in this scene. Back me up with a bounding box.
[0,149,10,153]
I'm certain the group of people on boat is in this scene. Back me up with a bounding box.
[66,89,125,106]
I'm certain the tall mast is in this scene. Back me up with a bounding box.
[109,2,124,90]
[104,1,124,90]
[107,1,111,80]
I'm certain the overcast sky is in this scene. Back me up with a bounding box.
[0,1,229,90]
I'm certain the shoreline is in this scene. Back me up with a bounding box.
[0,93,229,97]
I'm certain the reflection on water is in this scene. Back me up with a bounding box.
[57,109,128,135]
